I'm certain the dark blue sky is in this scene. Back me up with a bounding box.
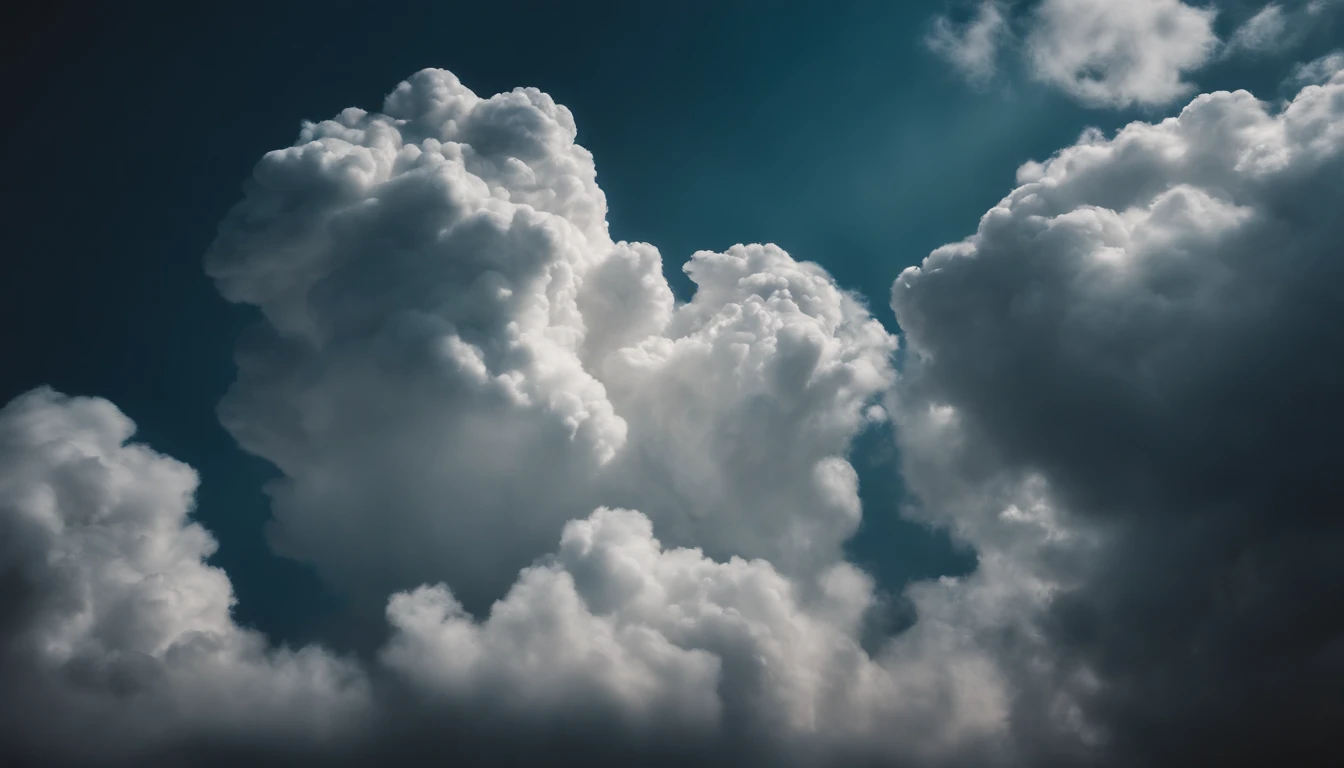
[4,0,1333,645]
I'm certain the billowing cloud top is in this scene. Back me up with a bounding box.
[3,63,1344,767]
[204,69,895,611]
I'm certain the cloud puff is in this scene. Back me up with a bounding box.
[1025,0,1219,107]
[600,244,895,575]
[206,73,633,609]
[0,389,370,766]
[927,0,1224,109]
[892,65,1344,765]
[206,70,895,612]
[926,1,1011,85]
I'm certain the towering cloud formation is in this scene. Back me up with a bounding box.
[892,66,1344,765]
[3,65,1343,767]
[205,70,895,610]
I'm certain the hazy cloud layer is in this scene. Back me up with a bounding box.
[1228,3,1291,54]
[926,1,1011,85]
[0,390,1004,768]
[1222,1,1344,60]
[1288,48,1344,84]
[4,64,1343,767]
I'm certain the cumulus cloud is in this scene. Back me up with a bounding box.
[206,75,633,609]
[926,0,1224,108]
[892,65,1344,765]
[384,506,1010,766]
[6,63,1344,768]
[926,1,1011,85]
[205,69,895,612]
[0,389,370,766]
[0,389,1004,768]
[1024,0,1219,107]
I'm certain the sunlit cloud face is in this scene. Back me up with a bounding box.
[204,71,897,614]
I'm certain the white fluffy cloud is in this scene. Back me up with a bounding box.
[600,243,895,574]
[383,506,1009,765]
[206,70,895,610]
[206,74,633,607]
[0,389,1003,767]
[0,389,370,765]
[928,0,1221,108]
[5,63,1344,767]
[1025,0,1219,107]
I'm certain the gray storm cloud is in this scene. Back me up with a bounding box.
[892,65,1344,765]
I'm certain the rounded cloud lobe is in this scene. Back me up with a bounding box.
[3,65,1344,767]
